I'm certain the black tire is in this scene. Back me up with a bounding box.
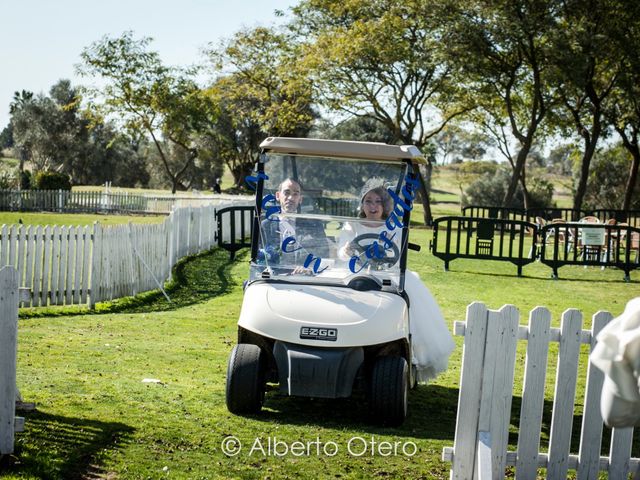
[226,344,266,414]
[369,356,409,426]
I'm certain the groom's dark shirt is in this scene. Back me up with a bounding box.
[260,216,330,262]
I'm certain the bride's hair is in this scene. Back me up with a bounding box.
[358,185,393,219]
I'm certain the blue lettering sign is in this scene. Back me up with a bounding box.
[348,255,368,274]
[245,172,269,191]
[378,231,397,250]
[261,194,281,221]
[365,242,386,260]
[304,254,328,274]
[282,236,302,253]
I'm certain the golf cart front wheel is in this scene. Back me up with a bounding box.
[369,356,409,426]
[226,343,266,414]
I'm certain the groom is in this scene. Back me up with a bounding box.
[260,178,330,269]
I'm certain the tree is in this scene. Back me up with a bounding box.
[77,123,151,188]
[9,89,36,173]
[583,144,640,210]
[602,0,640,211]
[9,80,151,187]
[312,115,397,144]
[548,0,623,212]
[442,0,556,208]
[291,0,471,224]
[0,124,13,151]
[546,143,576,176]
[10,89,72,173]
[204,27,316,188]
[78,32,215,193]
[433,125,494,164]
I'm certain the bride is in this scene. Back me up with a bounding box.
[338,178,455,382]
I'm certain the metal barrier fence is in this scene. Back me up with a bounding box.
[462,205,640,227]
[216,206,254,260]
[461,206,527,222]
[314,197,359,217]
[432,216,640,280]
[539,222,640,281]
[212,207,640,281]
[430,216,537,276]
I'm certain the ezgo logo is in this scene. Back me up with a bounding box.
[300,326,338,341]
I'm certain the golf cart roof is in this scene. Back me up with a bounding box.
[259,137,426,164]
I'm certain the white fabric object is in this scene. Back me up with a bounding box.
[590,297,640,427]
[338,222,455,382]
[405,270,456,382]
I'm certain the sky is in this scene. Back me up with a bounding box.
[0,0,298,130]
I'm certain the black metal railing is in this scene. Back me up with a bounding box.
[313,197,358,217]
[216,206,255,260]
[432,216,640,280]
[431,216,537,276]
[461,206,527,222]
[591,209,640,228]
[539,222,640,281]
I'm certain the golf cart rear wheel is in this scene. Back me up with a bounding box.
[369,356,408,426]
[226,344,266,414]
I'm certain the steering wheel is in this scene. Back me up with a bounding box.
[349,233,400,269]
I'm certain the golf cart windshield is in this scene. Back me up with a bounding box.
[249,152,412,292]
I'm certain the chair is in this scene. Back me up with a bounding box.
[632,232,640,263]
[602,219,618,263]
[614,224,640,264]
[545,218,573,253]
[578,217,604,263]
[579,215,601,224]
[625,228,640,264]
[535,216,547,228]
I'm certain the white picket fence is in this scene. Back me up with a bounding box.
[0,189,251,215]
[442,302,639,479]
[0,266,21,455]
[0,199,252,308]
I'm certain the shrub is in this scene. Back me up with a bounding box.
[34,171,72,191]
[463,166,555,209]
[0,171,17,189]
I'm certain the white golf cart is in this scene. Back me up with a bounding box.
[225,137,424,426]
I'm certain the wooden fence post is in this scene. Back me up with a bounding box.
[89,222,102,309]
[0,266,19,455]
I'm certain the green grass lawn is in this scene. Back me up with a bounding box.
[0,211,165,227]
[2,226,638,479]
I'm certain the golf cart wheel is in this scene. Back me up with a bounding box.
[226,344,266,414]
[369,356,408,426]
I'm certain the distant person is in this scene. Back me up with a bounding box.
[213,177,222,194]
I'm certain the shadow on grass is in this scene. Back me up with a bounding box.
[19,247,245,319]
[252,385,640,460]
[445,266,637,283]
[1,410,134,479]
[509,394,640,459]
[252,384,459,442]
